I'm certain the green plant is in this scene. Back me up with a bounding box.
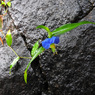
[0,0,11,7]
[0,0,11,44]
[24,21,95,83]
[0,1,95,84]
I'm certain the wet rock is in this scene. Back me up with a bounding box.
[40,8,95,95]
[73,0,93,21]
[0,28,35,94]
[0,0,95,95]
[9,0,93,48]
[0,10,36,95]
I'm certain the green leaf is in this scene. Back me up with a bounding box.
[6,30,12,46]
[24,47,45,83]
[36,25,52,38]
[7,1,11,7]
[25,47,45,74]
[24,71,27,84]
[10,57,20,73]
[50,44,56,53]
[1,1,6,6]
[51,21,95,37]
[31,41,39,57]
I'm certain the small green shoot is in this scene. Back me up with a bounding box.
[1,1,6,6]
[0,1,11,7]
[31,41,39,56]
[24,70,27,84]
[6,30,12,46]
[7,1,11,7]
[36,25,52,38]
[24,47,45,83]
[10,57,20,74]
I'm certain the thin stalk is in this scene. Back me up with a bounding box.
[9,46,19,57]
[9,47,32,59]
[19,56,32,59]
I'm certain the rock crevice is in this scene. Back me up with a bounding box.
[0,0,95,95]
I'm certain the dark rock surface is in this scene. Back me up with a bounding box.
[9,0,94,48]
[40,8,95,95]
[0,0,95,95]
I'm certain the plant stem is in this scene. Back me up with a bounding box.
[9,46,19,57]
[9,47,32,59]
[19,56,32,59]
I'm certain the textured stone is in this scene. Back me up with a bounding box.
[0,29,34,94]
[0,0,95,95]
[9,0,93,48]
[0,14,33,94]
[40,8,95,95]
